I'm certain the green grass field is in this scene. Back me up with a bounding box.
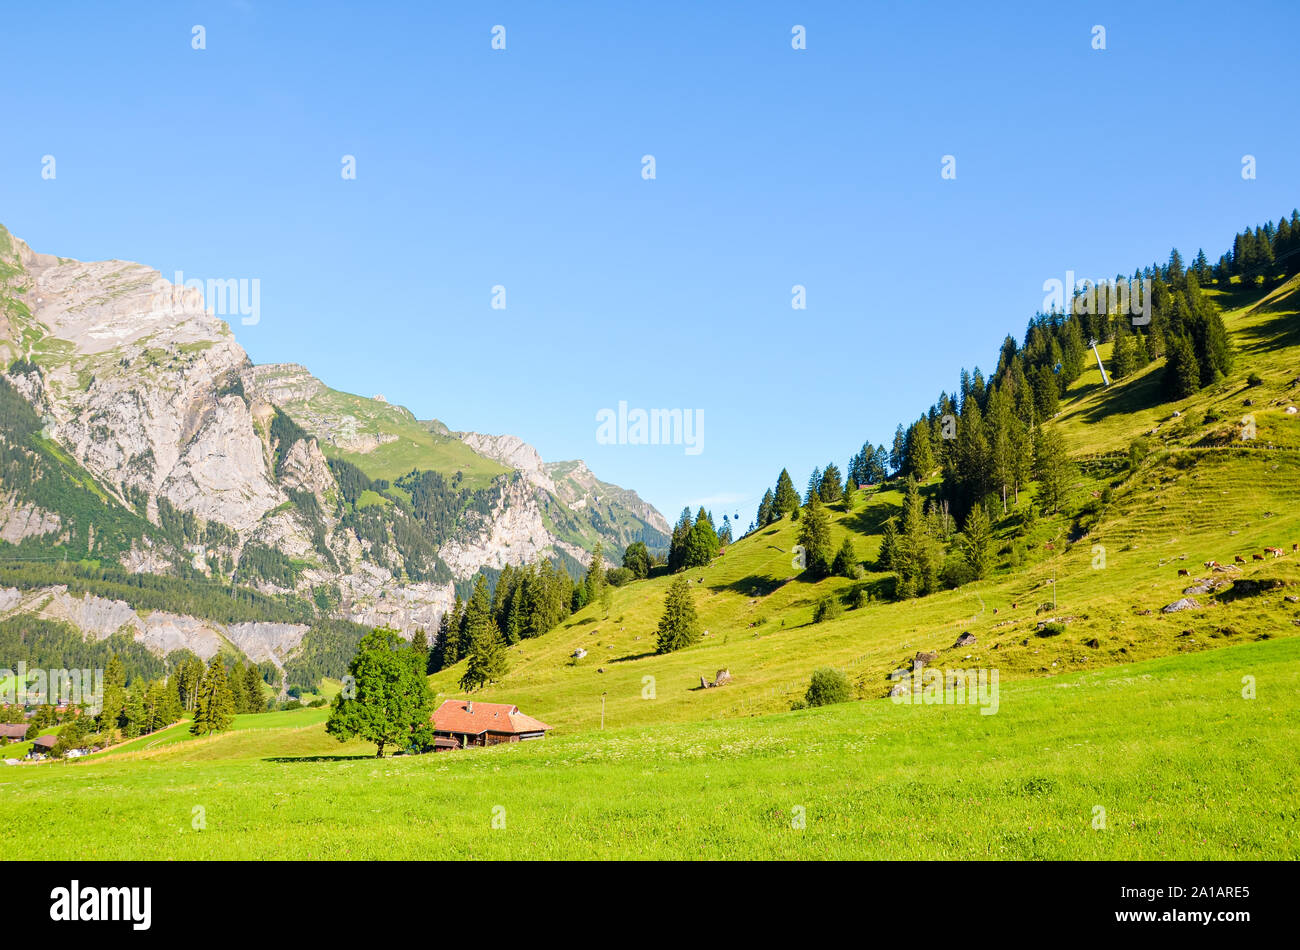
[2,640,1295,859]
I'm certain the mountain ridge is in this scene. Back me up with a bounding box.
[0,224,668,682]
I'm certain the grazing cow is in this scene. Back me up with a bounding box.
[1177,568,1190,577]
[1294,543,1299,553]
[1235,555,1246,564]
[1266,547,1285,558]
[1253,554,1265,561]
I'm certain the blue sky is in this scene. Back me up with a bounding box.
[2,1,1297,526]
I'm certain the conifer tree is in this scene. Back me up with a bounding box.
[805,467,822,504]
[1164,334,1201,399]
[229,662,248,714]
[655,576,701,654]
[121,688,146,740]
[818,463,843,503]
[1032,426,1073,514]
[191,655,234,736]
[583,541,605,605]
[796,493,833,578]
[878,517,899,571]
[98,655,126,736]
[460,575,509,691]
[960,502,993,579]
[773,469,800,518]
[832,537,858,578]
[243,664,265,713]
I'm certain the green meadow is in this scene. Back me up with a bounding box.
[2,640,1295,860]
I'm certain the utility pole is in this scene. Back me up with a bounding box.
[600,692,607,730]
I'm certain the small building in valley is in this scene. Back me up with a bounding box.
[0,724,30,742]
[431,700,552,749]
[27,735,57,759]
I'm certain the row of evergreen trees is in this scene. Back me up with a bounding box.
[666,508,727,571]
[747,212,1290,595]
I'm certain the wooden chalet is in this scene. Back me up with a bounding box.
[431,700,552,749]
[0,723,30,741]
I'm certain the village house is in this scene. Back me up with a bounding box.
[27,735,57,759]
[431,700,552,749]
[0,723,30,742]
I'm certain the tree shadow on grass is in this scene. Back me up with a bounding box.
[262,754,376,763]
[707,573,789,597]
[610,649,656,663]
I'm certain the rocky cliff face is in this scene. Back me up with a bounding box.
[0,225,668,670]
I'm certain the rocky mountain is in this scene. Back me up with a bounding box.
[0,224,668,677]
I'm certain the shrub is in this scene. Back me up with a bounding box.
[1247,372,1263,387]
[804,668,852,707]
[811,596,843,624]
[1127,436,1150,472]
[1036,621,1067,637]
[940,555,975,589]
[605,566,635,588]
[848,584,868,609]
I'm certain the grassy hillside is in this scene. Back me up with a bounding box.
[3,639,1295,859]
[263,371,510,490]
[428,277,1300,734]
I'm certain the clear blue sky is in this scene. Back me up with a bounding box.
[2,1,1296,525]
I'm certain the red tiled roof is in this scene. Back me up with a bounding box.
[432,700,552,736]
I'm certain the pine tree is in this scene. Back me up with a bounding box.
[1164,333,1201,399]
[832,537,857,578]
[796,493,833,578]
[668,507,694,571]
[121,688,146,740]
[583,541,605,604]
[773,469,800,518]
[905,419,935,478]
[890,425,906,474]
[878,517,899,571]
[191,656,234,736]
[1111,326,1135,380]
[1032,426,1073,514]
[460,575,509,691]
[229,662,248,714]
[244,663,265,713]
[805,467,822,505]
[156,677,183,730]
[818,463,843,503]
[895,476,940,597]
[433,593,464,670]
[98,655,126,736]
[960,502,993,579]
[410,628,430,669]
[756,489,775,527]
[655,576,701,654]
